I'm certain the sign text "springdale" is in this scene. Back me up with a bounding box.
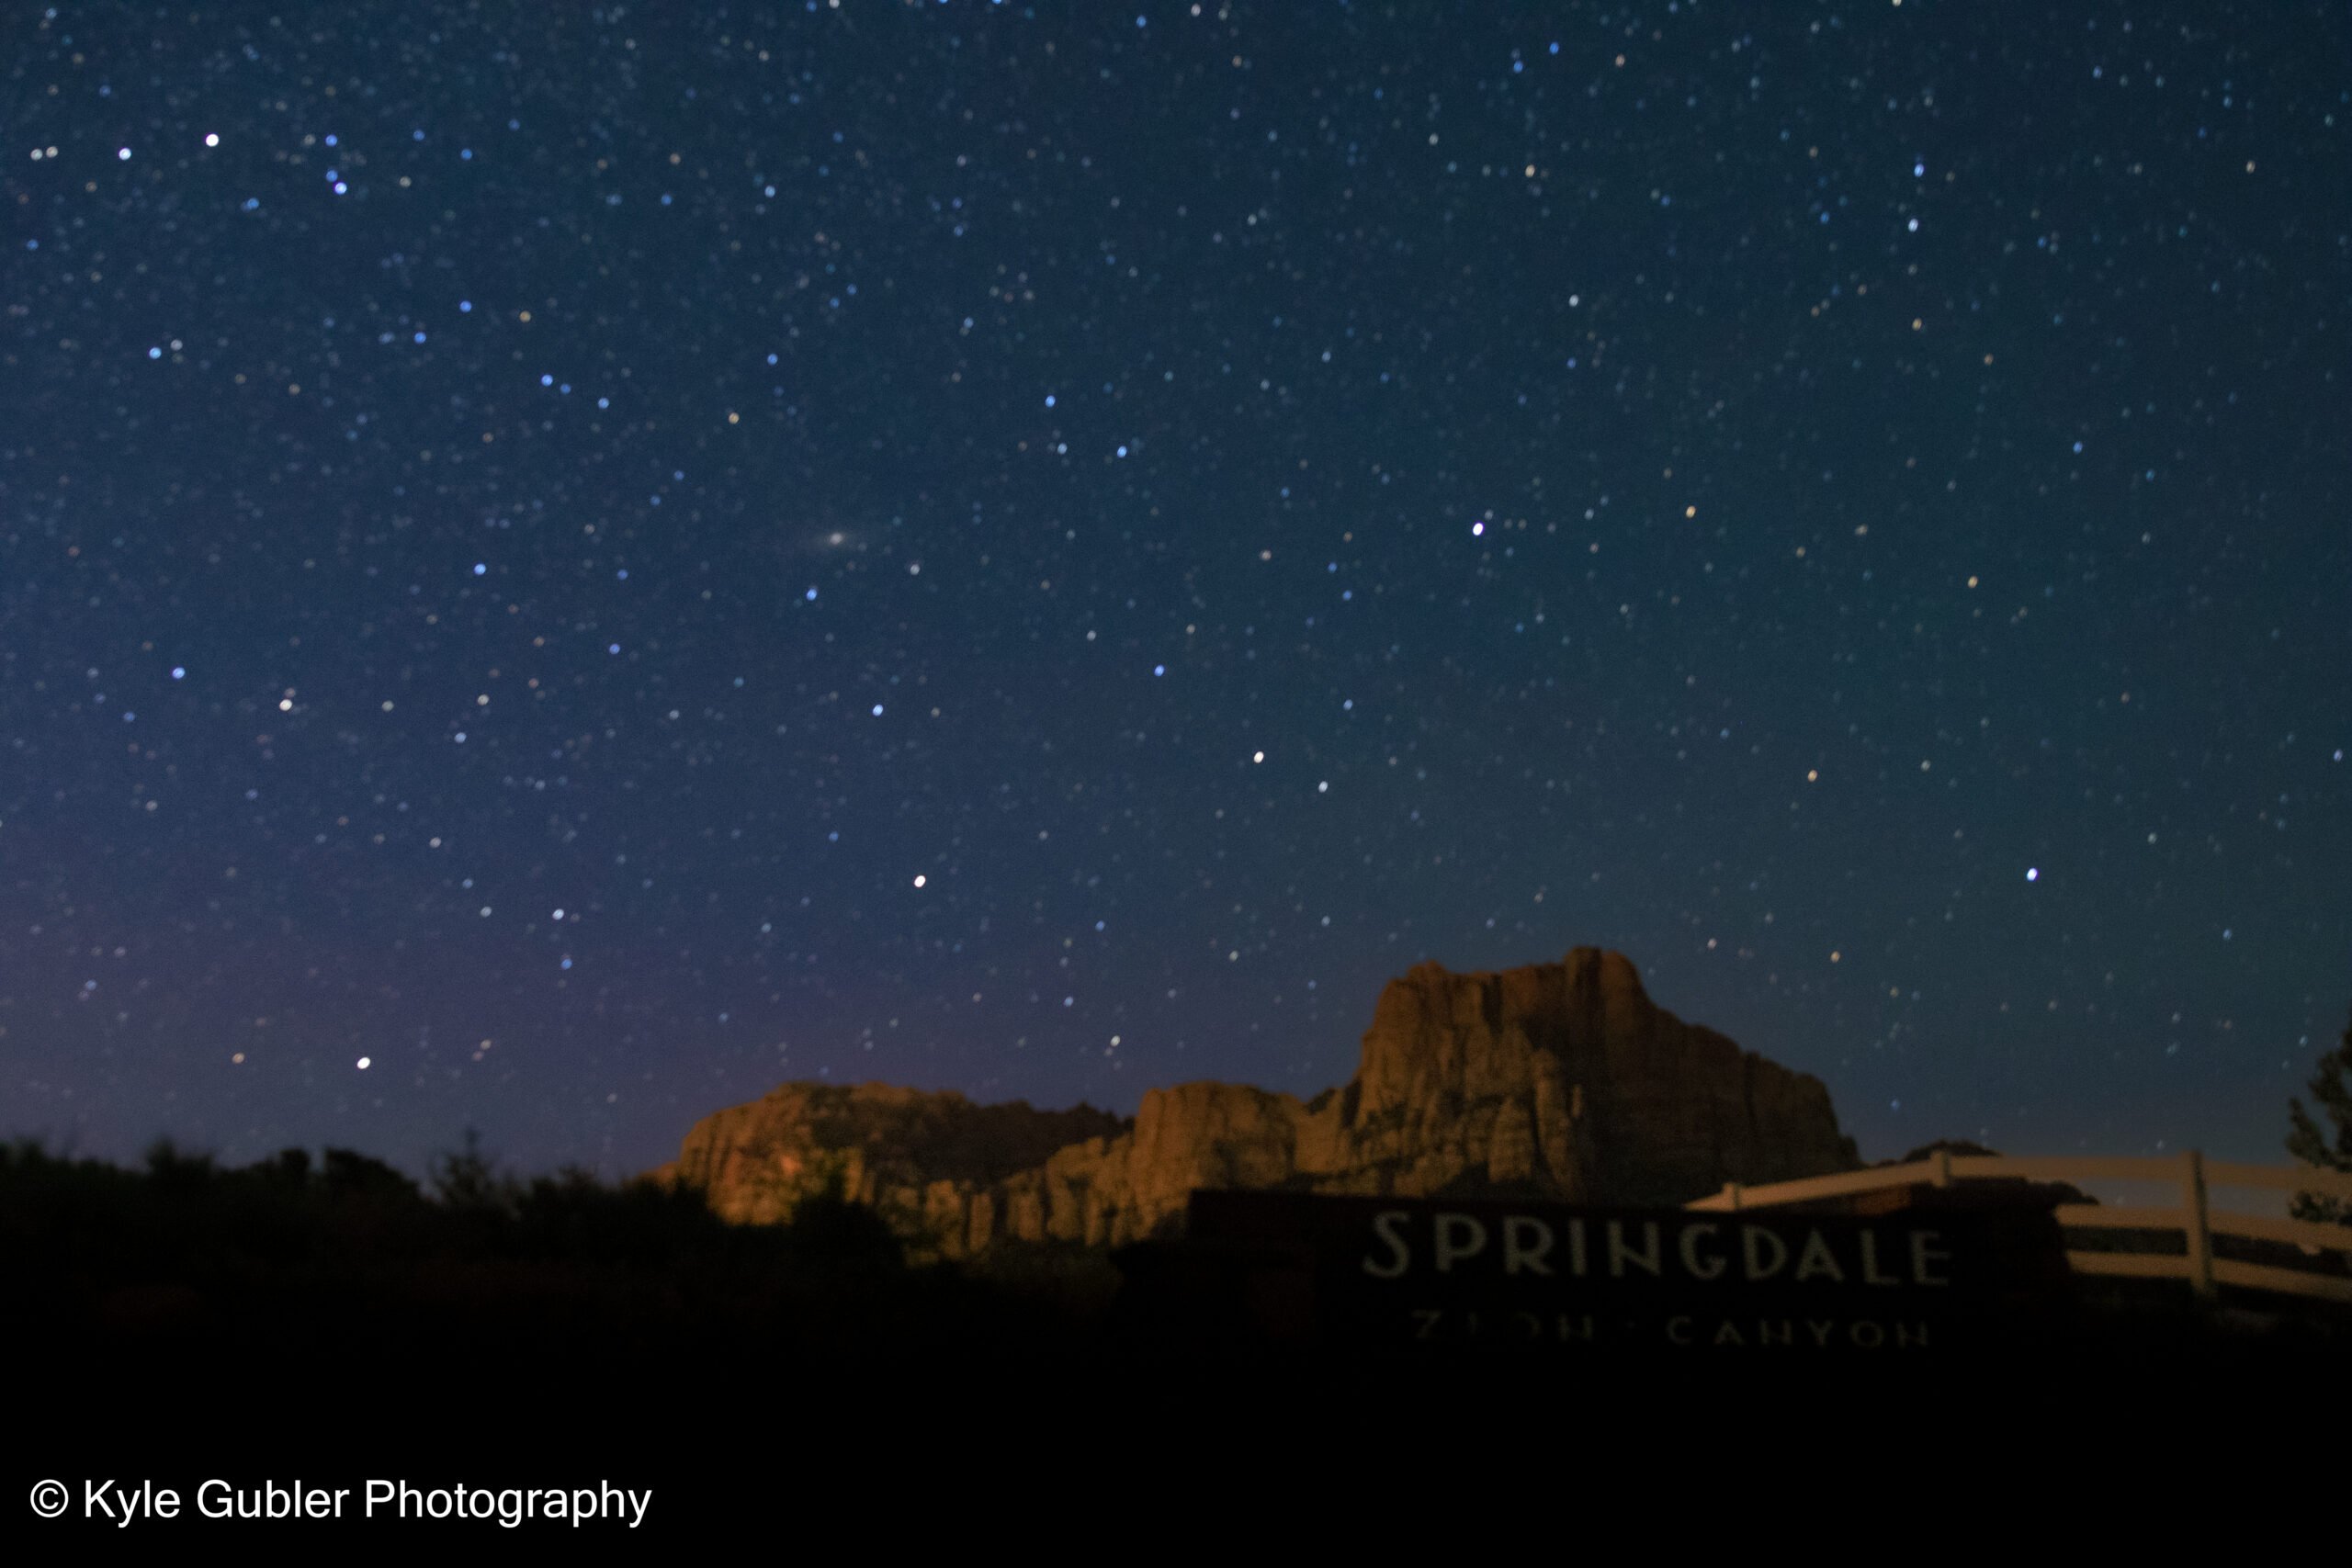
[1358,1211,1953,1288]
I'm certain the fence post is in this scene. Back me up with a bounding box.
[2182,1149,2216,1302]
[1721,1181,1741,1213]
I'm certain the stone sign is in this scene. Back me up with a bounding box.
[1172,1189,2074,1355]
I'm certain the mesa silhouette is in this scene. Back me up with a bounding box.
[658,947,1861,1252]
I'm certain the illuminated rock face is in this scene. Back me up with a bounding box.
[658,949,1860,1254]
[656,1083,1126,1230]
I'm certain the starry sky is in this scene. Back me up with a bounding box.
[5,2,2347,1185]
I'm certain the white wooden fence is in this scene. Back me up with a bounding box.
[1686,1150,2352,1308]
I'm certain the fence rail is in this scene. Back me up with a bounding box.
[1686,1149,2352,1308]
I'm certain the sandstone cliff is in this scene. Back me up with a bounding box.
[661,948,1860,1255]
[655,1083,1127,1229]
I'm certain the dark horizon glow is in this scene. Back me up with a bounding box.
[4,3,2346,1182]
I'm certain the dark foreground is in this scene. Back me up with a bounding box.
[8,1145,2343,1534]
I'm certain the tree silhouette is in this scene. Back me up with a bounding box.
[782,1168,907,1271]
[432,1127,515,1211]
[2285,1008,2352,1226]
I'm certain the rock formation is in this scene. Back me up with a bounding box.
[658,948,1860,1254]
[657,1082,1126,1229]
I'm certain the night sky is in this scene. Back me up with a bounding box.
[6,2,2347,1185]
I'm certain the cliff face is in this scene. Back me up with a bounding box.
[661,948,1860,1254]
[655,1083,1128,1229]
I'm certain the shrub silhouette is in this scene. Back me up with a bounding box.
[0,1135,1057,1391]
[2286,1008,2352,1225]
[431,1127,517,1212]
[142,1138,217,1189]
[779,1172,907,1271]
[321,1146,422,1202]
